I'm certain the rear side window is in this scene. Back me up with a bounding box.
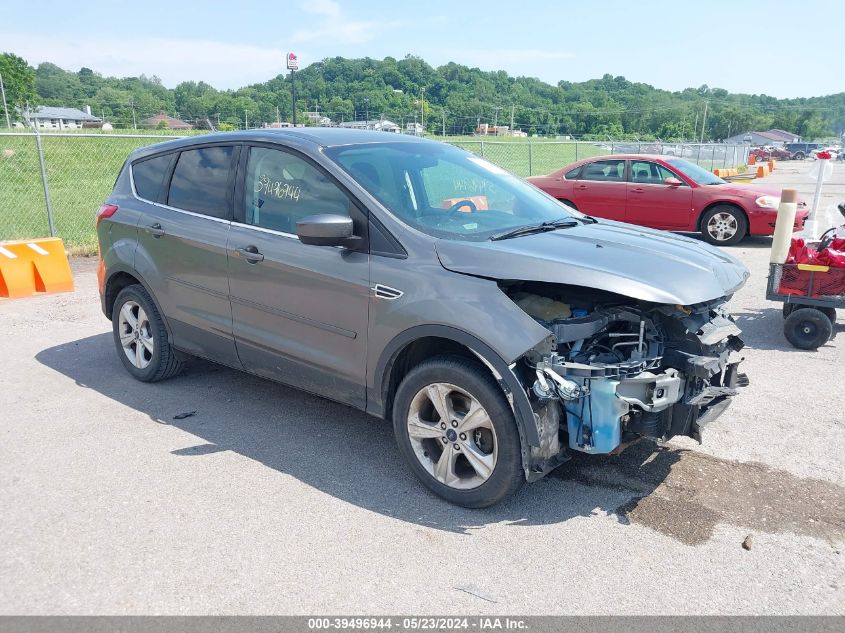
[167,146,235,219]
[581,159,626,182]
[564,166,581,180]
[132,154,172,201]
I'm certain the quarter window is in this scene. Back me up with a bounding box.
[244,147,350,233]
[167,146,235,219]
[564,166,582,180]
[132,154,172,201]
[580,159,626,182]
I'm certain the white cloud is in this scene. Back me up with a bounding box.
[1,32,287,89]
[291,0,398,45]
[305,0,343,19]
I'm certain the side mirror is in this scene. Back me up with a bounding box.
[663,177,682,187]
[296,214,358,247]
[838,202,845,219]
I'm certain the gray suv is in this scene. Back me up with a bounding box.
[97,129,749,507]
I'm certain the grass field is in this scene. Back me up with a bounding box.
[1,134,173,253]
[0,132,743,254]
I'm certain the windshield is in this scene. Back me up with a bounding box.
[666,158,726,185]
[324,141,581,241]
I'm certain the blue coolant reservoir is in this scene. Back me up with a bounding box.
[565,378,628,454]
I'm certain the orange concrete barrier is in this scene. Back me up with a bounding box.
[0,238,74,298]
[748,154,756,165]
[768,160,775,171]
[756,165,770,178]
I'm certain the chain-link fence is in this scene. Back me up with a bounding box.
[0,132,751,254]
[449,139,751,178]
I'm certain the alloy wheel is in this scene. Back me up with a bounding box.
[118,300,154,369]
[406,382,498,490]
[706,212,738,242]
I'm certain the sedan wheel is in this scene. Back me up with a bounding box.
[118,300,154,369]
[406,382,498,490]
[701,206,747,246]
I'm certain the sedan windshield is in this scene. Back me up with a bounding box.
[667,158,726,186]
[324,141,582,241]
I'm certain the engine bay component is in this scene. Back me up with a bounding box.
[506,284,746,462]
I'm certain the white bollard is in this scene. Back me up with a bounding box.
[803,155,831,240]
[770,188,798,264]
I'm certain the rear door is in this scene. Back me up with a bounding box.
[227,144,370,408]
[625,160,694,229]
[571,158,628,221]
[132,144,240,366]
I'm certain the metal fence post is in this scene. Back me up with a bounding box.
[480,138,485,158]
[32,126,56,237]
[696,144,702,165]
[710,145,716,171]
[575,141,579,161]
[528,140,533,176]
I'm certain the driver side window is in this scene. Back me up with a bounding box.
[244,147,350,234]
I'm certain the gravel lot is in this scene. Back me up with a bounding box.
[1,161,844,615]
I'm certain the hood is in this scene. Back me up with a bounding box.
[435,221,750,306]
[713,182,796,199]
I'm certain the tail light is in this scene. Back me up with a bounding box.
[96,204,119,227]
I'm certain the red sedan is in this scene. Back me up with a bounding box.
[526,155,808,245]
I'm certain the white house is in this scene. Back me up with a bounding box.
[305,111,332,126]
[27,106,102,130]
[338,119,400,133]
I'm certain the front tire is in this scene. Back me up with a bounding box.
[112,284,184,382]
[701,205,747,246]
[392,356,524,508]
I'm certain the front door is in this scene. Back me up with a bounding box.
[227,145,370,408]
[571,158,628,222]
[625,160,694,229]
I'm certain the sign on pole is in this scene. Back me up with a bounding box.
[286,52,299,71]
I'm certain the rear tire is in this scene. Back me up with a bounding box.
[112,284,184,382]
[701,205,747,246]
[392,355,524,508]
[783,308,833,350]
[794,152,805,160]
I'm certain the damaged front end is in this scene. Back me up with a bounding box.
[504,283,748,480]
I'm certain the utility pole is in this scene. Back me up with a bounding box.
[420,87,424,135]
[276,106,280,125]
[291,69,297,126]
[442,109,446,137]
[245,109,248,130]
[130,99,137,129]
[693,112,699,143]
[700,101,708,143]
[510,104,515,132]
[0,71,10,129]
[493,106,501,129]
[364,98,369,124]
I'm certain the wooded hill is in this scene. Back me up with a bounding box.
[2,52,843,140]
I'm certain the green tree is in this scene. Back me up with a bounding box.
[0,52,37,122]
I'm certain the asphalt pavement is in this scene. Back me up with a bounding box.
[1,160,843,615]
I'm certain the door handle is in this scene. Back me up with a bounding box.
[236,246,264,263]
[147,223,165,237]
[631,188,645,193]
[574,185,587,191]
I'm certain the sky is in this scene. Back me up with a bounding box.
[1,0,843,98]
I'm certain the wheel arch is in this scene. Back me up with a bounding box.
[371,324,541,447]
[103,265,174,341]
[697,201,749,233]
